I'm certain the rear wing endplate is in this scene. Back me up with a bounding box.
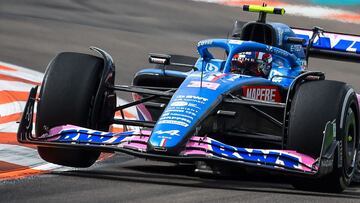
[292,27,360,63]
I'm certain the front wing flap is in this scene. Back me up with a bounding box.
[18,87,335,176]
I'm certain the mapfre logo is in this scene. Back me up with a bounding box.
[242,86,281,102]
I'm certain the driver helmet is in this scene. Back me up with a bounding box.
[231,52,273,77]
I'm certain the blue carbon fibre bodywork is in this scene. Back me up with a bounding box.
[148,71,286,151]
[145,39,307,152]
[141,39,306,152]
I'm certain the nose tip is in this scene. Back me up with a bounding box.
[146,137,184,155]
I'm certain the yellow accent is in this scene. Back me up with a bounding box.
[246,5,285,15]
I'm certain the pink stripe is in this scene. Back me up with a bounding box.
[137,130,152,136]
[186,135,317,171]
[45,125,83,137]
[186,140,209,149]
[182,149,208,156]
[124,136,149,143]
[282,150,317,170]
[123,143,147,151]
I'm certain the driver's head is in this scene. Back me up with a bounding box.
[231,52,272,77]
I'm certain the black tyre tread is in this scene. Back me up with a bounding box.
[288,80,347,158]
[288,79,359,192]
[36,52,103,135]
[36,52,104,167]
[354,172,360,183]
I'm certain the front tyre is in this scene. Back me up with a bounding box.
[287,80,359,192]
[36,52,114,167]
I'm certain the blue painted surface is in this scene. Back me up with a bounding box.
[312,0,360,6]
[148,71,274,149]
[143,26,360,152]
[295,32,360,54]
[148,38,304,151]
[196,39,302,72]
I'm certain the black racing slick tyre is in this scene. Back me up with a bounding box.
[287,80,359,192]
[36,52,113,167]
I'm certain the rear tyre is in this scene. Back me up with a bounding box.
[36,52,113,167]
[287,80,359,192]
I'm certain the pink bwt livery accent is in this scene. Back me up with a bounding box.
[45,125,318,172]
[184,136,317,172]
[120,135,149,151]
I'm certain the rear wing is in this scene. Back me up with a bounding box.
[292,27,360,63]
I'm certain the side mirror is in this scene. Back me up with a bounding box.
[148,53,171,65]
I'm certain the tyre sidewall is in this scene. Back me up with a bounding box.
[36,52,108,167]
[334,88,359,189]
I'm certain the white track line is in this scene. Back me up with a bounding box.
[0,121,23,132]
[0,80,36,92]
[0,144,69,171]
[0,61,43,79]
[0,101,27,117]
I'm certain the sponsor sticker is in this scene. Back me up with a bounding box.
[294,29,360,53]
[149,57,167,64]
[266,46,289,57]
[205,72,226,82]
[176,95,208,102]
[187,81,220,90]
[210,139,302,169]
[242,86,281,102]
[269,70,284,83]
[205,63,219,72]
[170,101,188,107]
[229,39,243,45]
[154,130,180,136]
[198,39,213,47]
[157,120,189,127]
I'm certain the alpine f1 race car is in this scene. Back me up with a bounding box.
[18,5,360,192]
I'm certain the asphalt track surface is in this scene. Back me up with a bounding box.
[1,0,360,202]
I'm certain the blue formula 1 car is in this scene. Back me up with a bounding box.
[18,5,360,192]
